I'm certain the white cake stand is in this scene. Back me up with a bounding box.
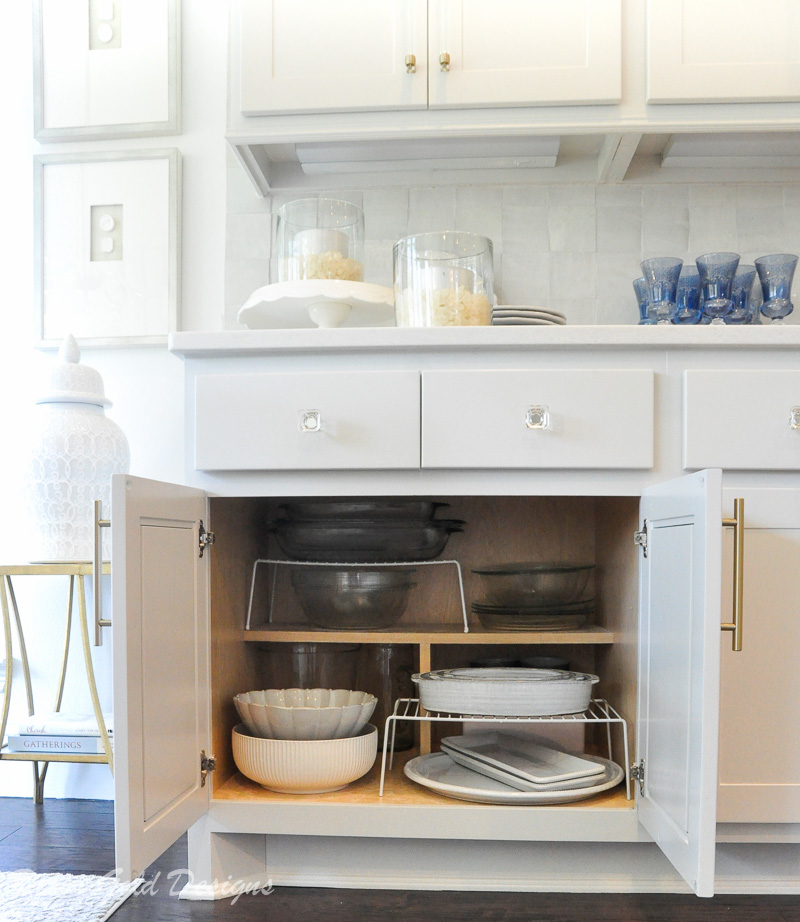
[237,280,396,329]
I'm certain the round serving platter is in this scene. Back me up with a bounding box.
[404,752,623,804]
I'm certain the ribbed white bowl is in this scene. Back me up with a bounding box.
[232,723,378,793]
[233,688,377,740]
[412,668,599,717]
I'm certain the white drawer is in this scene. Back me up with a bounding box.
[684,370,800,471]
[194,371,420,471]
[421,369,654,469]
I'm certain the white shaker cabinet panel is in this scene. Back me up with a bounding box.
[112,475,210,883]
[647,0,800,103]
[194,370,421,472]
[636,470,722,898]
[429,0,622,108]
[683,370,800,471]
[718,488,800,823]
[421,369,654,469]
[238,0,428,115]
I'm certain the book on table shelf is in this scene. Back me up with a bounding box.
[8,711,113,737]
[5,734,112,754]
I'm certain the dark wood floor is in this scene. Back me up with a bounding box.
[0,797,799,921]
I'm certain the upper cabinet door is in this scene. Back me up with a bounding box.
[428,0,622,108]
[112,475,210,882]
[636,469,722,898]
[647,0,800,103]
[238,0,428,114]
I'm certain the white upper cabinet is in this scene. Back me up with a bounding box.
[237,0,621,116]
[428,0,622,108]
[647,0,800,103]
[238,0,428,115]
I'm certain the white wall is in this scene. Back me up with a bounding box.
[0,0,227,799]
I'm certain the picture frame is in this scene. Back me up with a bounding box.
[34,149,181,348]
[33,0,180,141]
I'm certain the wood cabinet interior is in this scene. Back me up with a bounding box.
[208,494,640,801]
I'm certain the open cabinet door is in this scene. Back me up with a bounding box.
[636,469,722,897]
[112,475,211,881]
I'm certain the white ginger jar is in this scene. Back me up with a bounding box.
[23,335,130,561]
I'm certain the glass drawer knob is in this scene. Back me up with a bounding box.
[299,410,321,433]
[791,407,800,430]
[526,406,550,430]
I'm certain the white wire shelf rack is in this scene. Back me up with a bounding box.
[245,558,468,631]
[379,697,631,800]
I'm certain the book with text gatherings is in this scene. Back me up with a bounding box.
[5,711,113,753]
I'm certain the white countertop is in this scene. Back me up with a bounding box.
[169,324,800,358]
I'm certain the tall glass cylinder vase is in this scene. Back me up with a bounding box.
[275,198,364,283]
[394,232,494,326]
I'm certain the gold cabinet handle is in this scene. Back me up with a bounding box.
[721,497,744,652]
[93,499,112,646]
[405,54,416,73]
[439,52,451,72]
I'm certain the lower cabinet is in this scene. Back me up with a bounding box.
[112,471,739,897]
[718,487,800,823]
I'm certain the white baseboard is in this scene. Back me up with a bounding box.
[179,876,275,901]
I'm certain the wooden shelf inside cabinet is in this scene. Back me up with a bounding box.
[242,625,618,644]
[212,751,636,845]
[215,750,633,810]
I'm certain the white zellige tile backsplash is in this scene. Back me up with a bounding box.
[225,166,800,327]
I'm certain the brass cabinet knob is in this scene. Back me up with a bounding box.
[439,51,451,71]
[405,54,416,73]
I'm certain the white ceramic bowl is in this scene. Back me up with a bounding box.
[233,688,377,740]
[232,722,378,793]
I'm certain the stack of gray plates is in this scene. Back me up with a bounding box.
[492,306,567,326]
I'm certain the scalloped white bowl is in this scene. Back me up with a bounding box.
[232,723,378,793]
[233,688,377,740]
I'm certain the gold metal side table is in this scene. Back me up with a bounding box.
[0,563,114,803]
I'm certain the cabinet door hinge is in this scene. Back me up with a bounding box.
[200,750,216,786]
[633,521,648,557]
[198,521,215,558]
[630,759,645,796]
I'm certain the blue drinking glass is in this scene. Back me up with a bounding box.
[696,252,740,323]
[673,268,702,324]
[725,265,756,324]
[633,276,654,325]
[755,253,798,323]
[641,257,683,324]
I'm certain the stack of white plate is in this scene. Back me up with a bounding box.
[404,732,624,805]
[492,306,567,326]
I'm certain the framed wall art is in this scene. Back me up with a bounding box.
[33,0,180,141]
[34,149,181,347]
